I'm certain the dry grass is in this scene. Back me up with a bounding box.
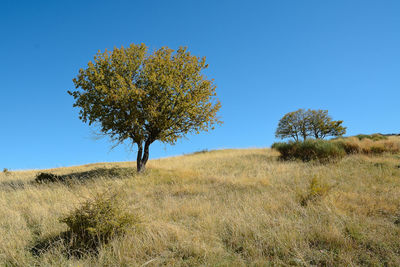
[335,136,400,155]
[1,147,400,266]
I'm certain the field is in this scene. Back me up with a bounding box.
[1,144,400,266]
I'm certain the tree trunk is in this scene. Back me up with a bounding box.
[136,142,144,172]
[141,140,151,170]
[136,140,151,173]
[302,128,307,141]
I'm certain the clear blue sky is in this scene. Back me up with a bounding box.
[1,0,399,170]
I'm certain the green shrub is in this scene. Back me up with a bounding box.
[272,140,345,163]
[60,191,140,251]
[271,142,296,160]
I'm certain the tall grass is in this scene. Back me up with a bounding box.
[335,136,400,155]
[1,147,400,265]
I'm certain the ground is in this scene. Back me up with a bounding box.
[1,148,400,266]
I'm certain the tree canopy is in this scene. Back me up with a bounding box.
[275,109,346,141]
[69,44,221,172]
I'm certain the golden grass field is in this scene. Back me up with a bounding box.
[1,141,400,266]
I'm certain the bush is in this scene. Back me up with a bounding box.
[3,168,10,175]
[191,149,209,155]
[370,145,386,154]
[271,142,296,161]
[356,134,387,141]
[272,140,345,163]
[329,136,400,156]
[297,140,345,162]
[336,140,361,154]
[357,140,396,155]
[35,172,64,183]
[35,168,136,184]
[60,191,140,251]
[300,177,332,206]
[383,141,400,154]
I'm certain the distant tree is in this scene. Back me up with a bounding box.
[275,109,308,141]
[69,44,221,172]
[307,109,346,139]
[326,120,346,138]
[275,109,346,141]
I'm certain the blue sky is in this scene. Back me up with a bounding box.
[1,0,399,170]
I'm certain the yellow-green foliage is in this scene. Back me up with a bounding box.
[60,191,140,251]
[299,176,332,206]
[275,109,346,141]
[1,147,400,265]
[68,43,222,172]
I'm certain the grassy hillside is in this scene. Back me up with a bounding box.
[1,147,400,266]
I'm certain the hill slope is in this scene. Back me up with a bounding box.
[1,148,400,266]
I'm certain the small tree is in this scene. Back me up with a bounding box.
[307,109,346,139]
[326,120,346,138]
[275,109,309,141]
[275,109,346,141]
[275,111,298,141]
[69,44,221,172]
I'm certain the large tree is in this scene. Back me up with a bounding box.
[69,44,221,172]
[275,109,346,141]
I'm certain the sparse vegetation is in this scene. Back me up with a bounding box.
[1,147,400,265]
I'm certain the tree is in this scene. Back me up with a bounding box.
[307,109,346,139]
[307,109,330,139]
[69,44,221,172]
[326,120,346,138]
[275,109,308,141]
[275,109,346,141]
